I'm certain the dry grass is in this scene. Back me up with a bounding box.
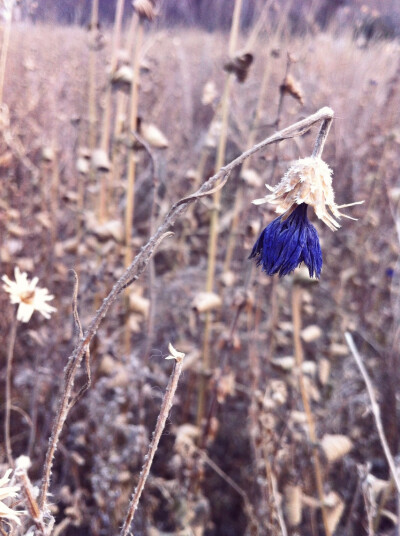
[1,18,400,536]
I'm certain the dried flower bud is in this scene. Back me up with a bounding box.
[280,73,305,105]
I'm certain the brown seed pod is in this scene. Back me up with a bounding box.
[223,52,254,82]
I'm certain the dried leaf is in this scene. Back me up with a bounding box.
[320,434,353,463]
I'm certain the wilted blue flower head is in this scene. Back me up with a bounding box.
[249,203,322,278]
[250,157,363,278]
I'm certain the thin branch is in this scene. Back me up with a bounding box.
[38,107,335,512]
[120,351,185,536]
[345,332,400,494]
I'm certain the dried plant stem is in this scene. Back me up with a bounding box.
[97,0,125,222]
[312,116,333,158]
[38,107,334,512]
[88,0,99,150]
[5,315,17,467]
[120,356,185,536]
[292,284,331,536]
[198,0,243,427]
[0,8,12,106]
[223,48,272,272]
[16,465,49,536]
[125,16,143,268]
[101,0,125,152]
[50,149,59,248]
[345,332,400,494]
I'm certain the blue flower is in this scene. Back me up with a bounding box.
[249,203,322,278]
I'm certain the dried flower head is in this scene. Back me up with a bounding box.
[2,267,56,323]
[253,157,362,231]
[0,469,21,526]
[250,156,363,278]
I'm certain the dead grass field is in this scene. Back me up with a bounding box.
[1,18,400,536]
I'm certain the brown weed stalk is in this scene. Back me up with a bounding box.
[198,0,243,427]
[120,348,185,535]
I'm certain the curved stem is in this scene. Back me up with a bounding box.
[312,111,334,158]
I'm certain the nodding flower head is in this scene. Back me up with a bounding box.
[250,156,363,278]
[253,156,361,231]
[249,203,322,278]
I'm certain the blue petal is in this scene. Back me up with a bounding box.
[249,204,322,278]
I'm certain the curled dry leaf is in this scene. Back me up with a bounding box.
[139,122,169,148]
[284,484,302,527]
[111,65,134,91]
[320,434,353,463]
[324,491,345,534]
[301,324,323,343]
[223,52,254,82]
[192,291,222,313]
[76,156,90,175]
[129,292,150,318]
[201,80,218,105]
[41,146,55,162]
[91,149,111,172]
[318,358,331,385]
[216,371,236,403]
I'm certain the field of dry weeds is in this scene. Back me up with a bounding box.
[1,8,400,536]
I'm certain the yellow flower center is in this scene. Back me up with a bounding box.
[20,290,35,304]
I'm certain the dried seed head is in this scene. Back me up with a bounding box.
[132,0,156,21]
[253,157,362,231]
[280,73,304,105]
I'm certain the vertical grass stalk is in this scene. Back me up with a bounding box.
[292,283,331,536]
[88,0,99,150]
[120,352,185,536]
[197,0,243,427]
[5,315,17,467]
[0,2,13,107]
[124,15,143,268]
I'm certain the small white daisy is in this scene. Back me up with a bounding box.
[2,267,56,323]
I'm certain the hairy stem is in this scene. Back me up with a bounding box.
[120,354,185,535]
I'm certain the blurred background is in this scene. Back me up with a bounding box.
[1,0,400,535]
